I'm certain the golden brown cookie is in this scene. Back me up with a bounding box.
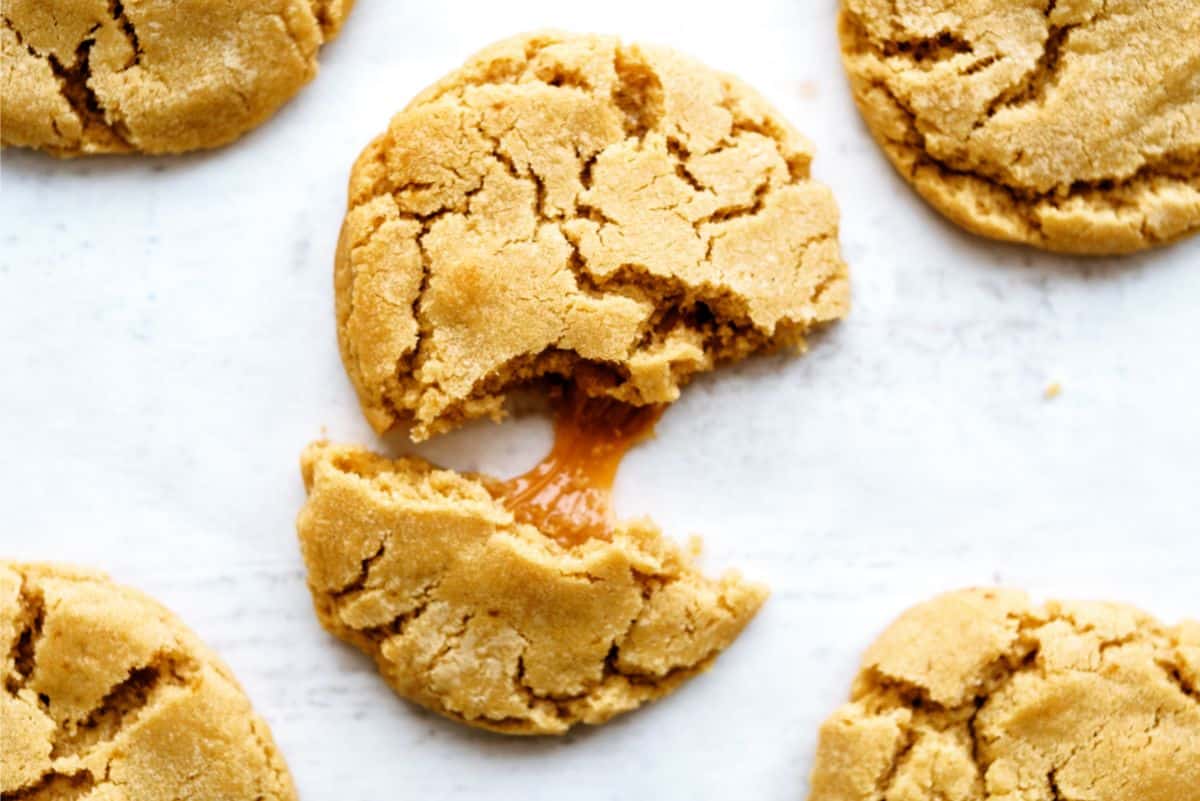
[1,0,352,155]
[808,588,1200,801]
[296,440,768,735]
[1,561,297,800]
[838,1,1200,254]
[336,30,848,440]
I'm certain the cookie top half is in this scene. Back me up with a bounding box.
[839,0,1200,254]
[808,588,1200,801]
[1,562,297,800]
[2,0,351,155]
[337,31,849,440]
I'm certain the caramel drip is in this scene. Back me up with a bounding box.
[498,394,663,547]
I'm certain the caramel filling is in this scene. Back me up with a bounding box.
[498,393,663,547]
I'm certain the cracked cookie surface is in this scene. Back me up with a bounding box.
[838,0,1200,254]
[0,561,297,800]
[1,0,352,155]
[296,441,768,735]
[336,30,848,440]
[808,588,1200,801]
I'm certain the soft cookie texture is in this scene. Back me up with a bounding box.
[296,441,768,735]
[1,0,351,155]
[808,588,1200,801]
[336,30,848,440]
[1,562,298,800]
[838,0,1200,254]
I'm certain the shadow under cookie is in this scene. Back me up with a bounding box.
[296,437,767,735]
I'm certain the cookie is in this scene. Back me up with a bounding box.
[336,30,848,440]
[1,562,297,800]
[296,439,767,735]
[1,0,351,155]
[838,1,1200,254]
[808,588,1200,801]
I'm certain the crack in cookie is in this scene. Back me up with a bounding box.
[0,563,297,800]
[335,31,848,440]
[107,1,141,71]
[838,0,1200,253]
[47,653,197,761]
[297,441,768,735]
[5,578,44,696]
[0,0,352,155]
[808,588,1200,801]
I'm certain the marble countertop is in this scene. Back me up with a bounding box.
[2,1,1197,798]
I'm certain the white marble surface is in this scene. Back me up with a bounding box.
[2,0,1198,798]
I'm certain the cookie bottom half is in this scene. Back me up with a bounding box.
[296,441,767,735]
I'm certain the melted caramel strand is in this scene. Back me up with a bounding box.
[499,394,663,546]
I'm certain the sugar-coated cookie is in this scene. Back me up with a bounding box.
[838,0,1200,254]
[2,0,351,155]
[808,588,1200,800]
[1,561,298,800]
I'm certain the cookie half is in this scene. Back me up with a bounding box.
[1,562,297,799]
[1,0,352,155]
[296,441,767,735]
[838,0,1200,254]
[336,30,848,440]
[808,588,1200,800]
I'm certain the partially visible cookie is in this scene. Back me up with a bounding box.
[808,588,1200,801]
[1,0,352,155]
[838,0,1200,254]
[296,441,767,735]
[336,30,848,440]
[1,562,297,800]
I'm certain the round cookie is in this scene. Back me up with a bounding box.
[336,30,849,440]
[1,562,298,800]
[808,588,1200,801]
[838,0,1200,254]
[1,0,352,155]
[297,441,767,735]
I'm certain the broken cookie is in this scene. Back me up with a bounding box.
[808,588,1200,801]
[335,30,848,440]
[838,0,1200,254]
[297,431,767,735]
[1,0,352,155]
[1,561,298,800]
